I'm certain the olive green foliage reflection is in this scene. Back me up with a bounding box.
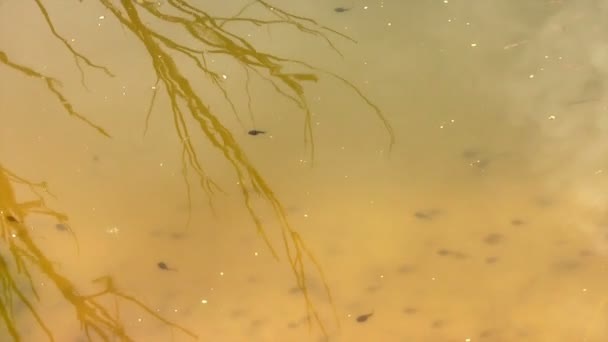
[1,0,394,338]
[0,51,111,138]
[0,164,197,341]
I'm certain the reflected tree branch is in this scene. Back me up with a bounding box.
[0,50,111,138]
[0,164,197,341]
[3,0,396,338]
[32,0,115,89]
[98,0,351,334]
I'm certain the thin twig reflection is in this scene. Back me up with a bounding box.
[3,0,396,338]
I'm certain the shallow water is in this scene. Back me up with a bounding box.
[2,0,608,341]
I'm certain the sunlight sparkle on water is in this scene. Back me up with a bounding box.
[106,226,120,235]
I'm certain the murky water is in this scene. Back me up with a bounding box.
[2,0,608,341]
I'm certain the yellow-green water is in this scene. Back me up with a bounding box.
[1,0,608,341]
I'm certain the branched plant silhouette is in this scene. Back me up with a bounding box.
[1,0,395,338]
[0,164,197,340]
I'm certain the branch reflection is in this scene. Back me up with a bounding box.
[2,0,395,339]
[0,163,197,340]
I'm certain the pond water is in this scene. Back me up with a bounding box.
[1,0,608,341]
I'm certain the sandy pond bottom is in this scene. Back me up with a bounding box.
[9,173,608,342]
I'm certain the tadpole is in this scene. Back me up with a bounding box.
[248,130,266,136]
[437,249,467,259]
[334,7,351,12]
[483,233,503,245]
[356,312,373,323]
[511,219,525,226]
[55,223,69,231]
[414,209,441,220]
[157,261,176,271]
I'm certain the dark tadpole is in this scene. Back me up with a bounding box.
[334,7,351,13]
[157,261,176,271]
[437,249,467,259]
[5,215,18,223]
[511,219,525,226]
[55,223,69,231]
[414,209,441,220]
[356,312,373,323]
[247,129,266,136]
[483,233,503,245]
[403,307,418,315]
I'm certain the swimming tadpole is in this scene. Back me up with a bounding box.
[157,261,177,271]
[247,130,266,136]
[356,312,374,323]
[334,7,351,13]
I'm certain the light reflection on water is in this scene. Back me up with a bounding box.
[1,0,608,341]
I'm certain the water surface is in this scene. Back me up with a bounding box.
[1,0,608,341]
